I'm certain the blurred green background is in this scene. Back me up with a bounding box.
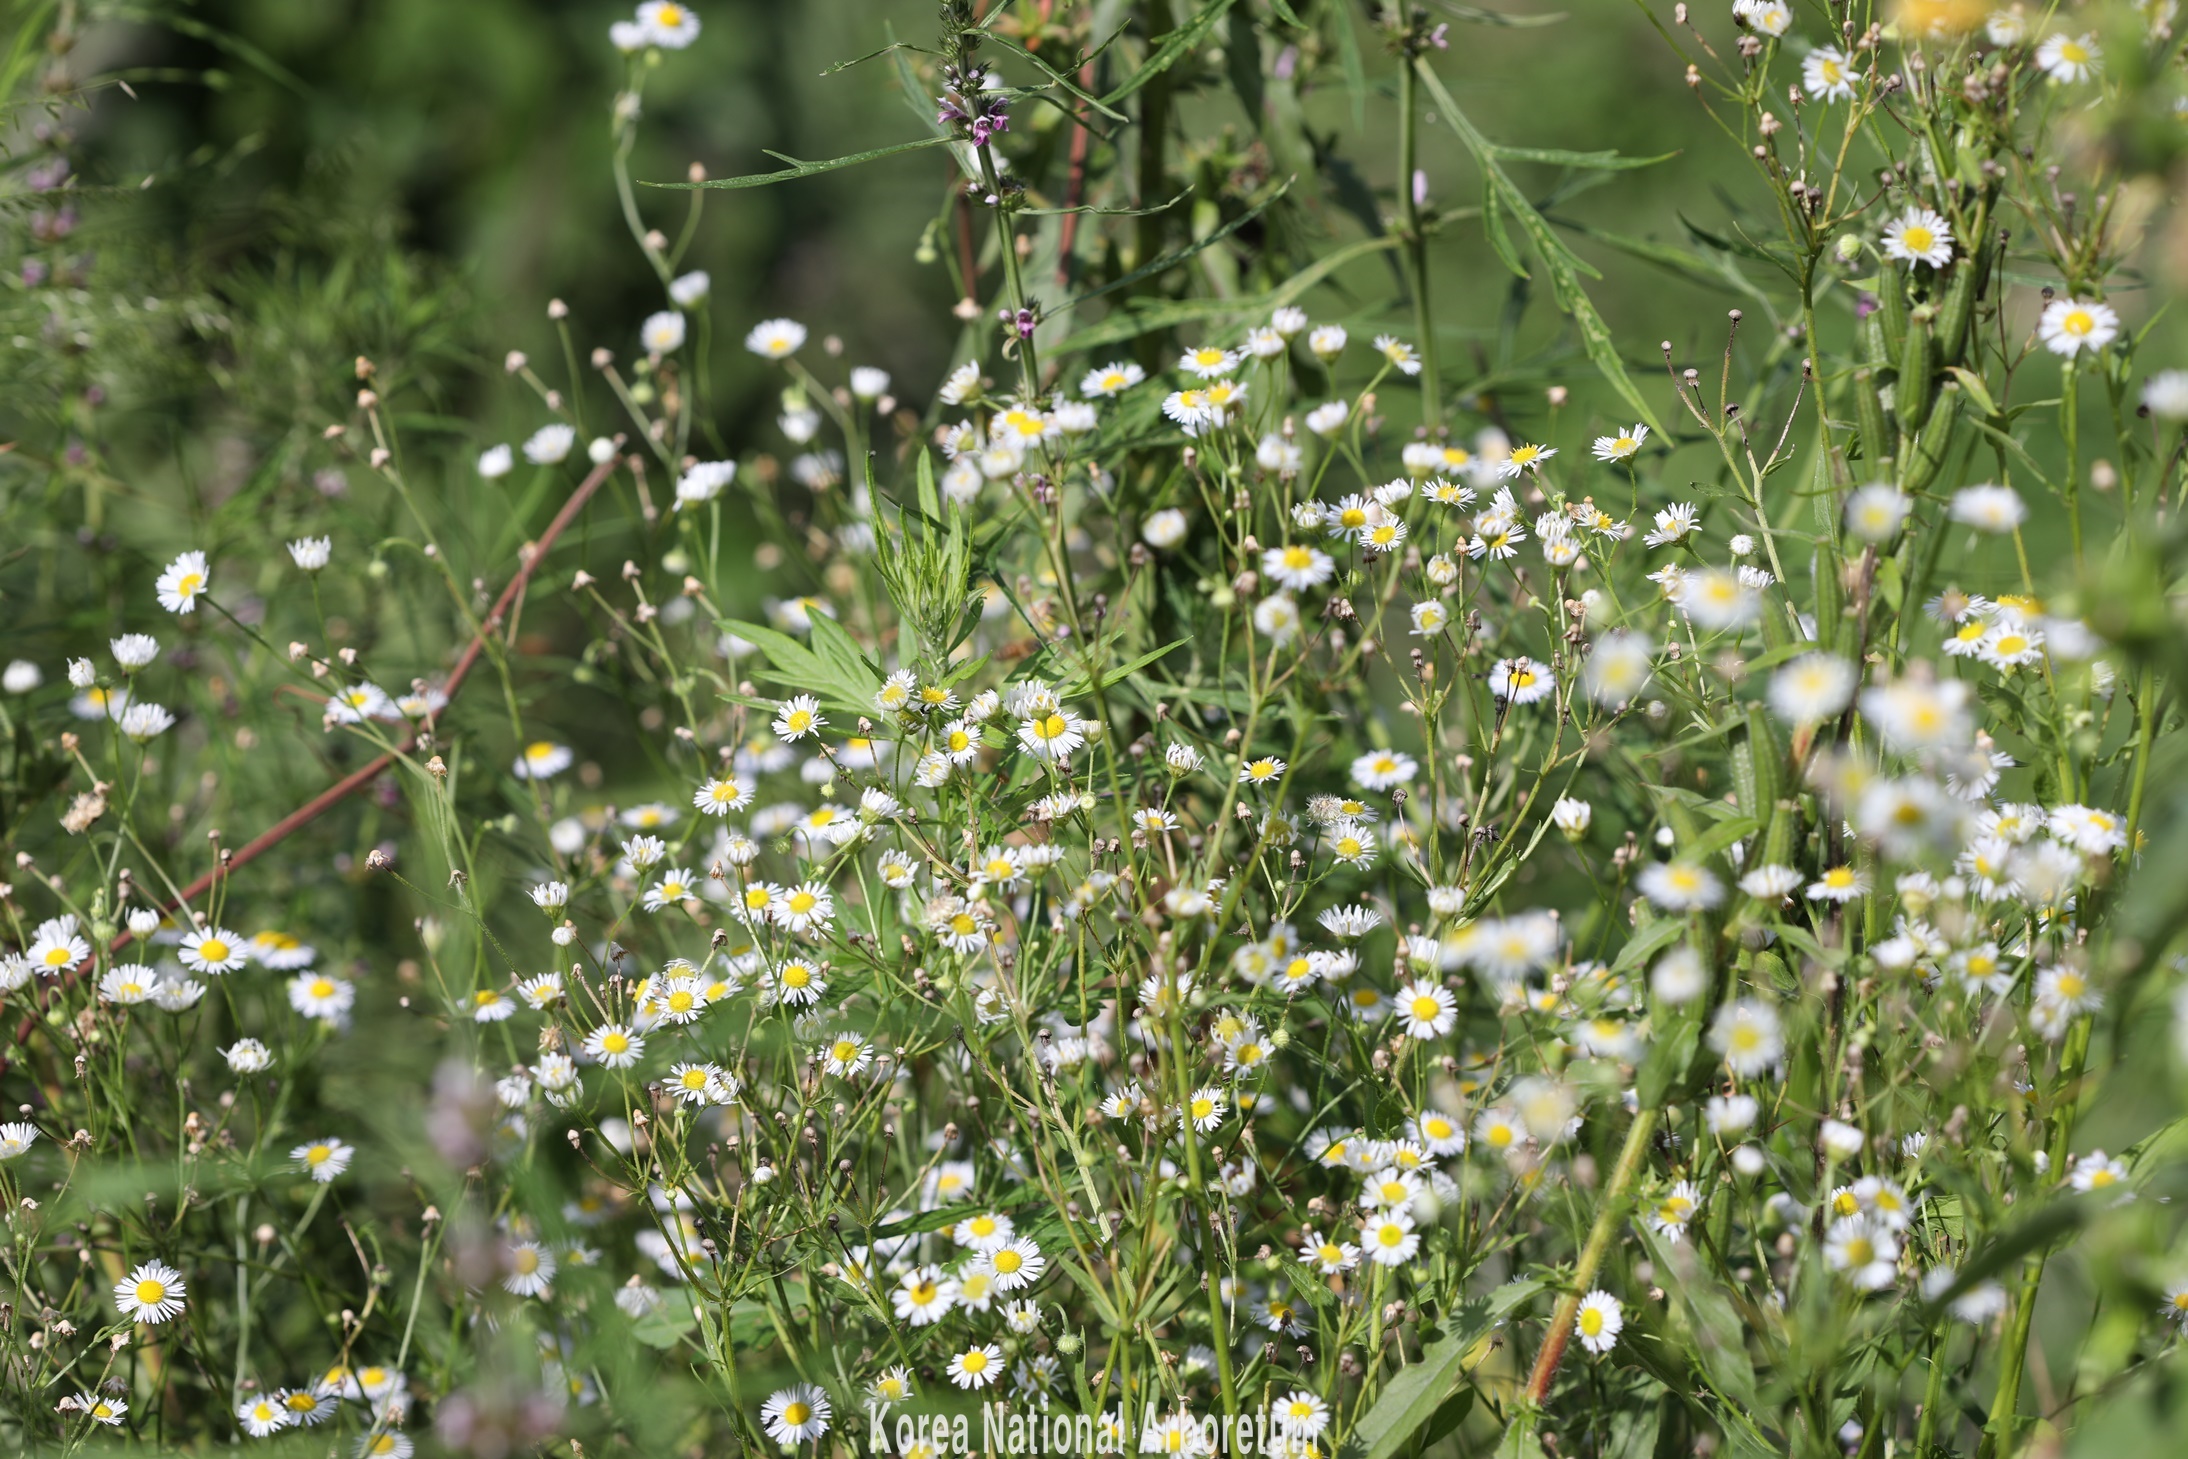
[44,0,1731,437]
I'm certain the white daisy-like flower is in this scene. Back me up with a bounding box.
[293,1138,355,1183]
[1177,345,1238,379]
[947,1342,1005,1390]
[114,1259,187,1323]
[1488,656,1555,704]
[1802,46,1858,101]
[1500,442,1555,477]
[502,1240,557,1297]
[1373,334,1421,375]
[772,694,826,742]
[2037,297,2119,358]
[641,310,687,354]
[1362,1210,1420,1266]
[1881,207,1953,268]
[2035,31,2100,85]
[638,1,702,47]
[523,423,577,464]
[180,926,248,975]
[759,1384,831,1445]
[236,1395,293,1438]
[1575,1290,1624,1354]
[1948,484,2027,533]
[1825,1214,1900,1290]
[1844,482,1912,541]
[1074,362,1142,401]
[1710,998,1784,1075]
[583,1023,644,1069]
[1768,653,1856,726]
[1396,979,1457,1039]
[155,550,211,614]
[736,316,806,361]
[513,741,574,780]
[1591,424,1648,462]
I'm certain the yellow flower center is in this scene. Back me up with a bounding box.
[1903,226,1933,252]
[783,1402,812,1426]
[135,1279,168,1304]
[199,939,229,962]
[601,1032,629,1054]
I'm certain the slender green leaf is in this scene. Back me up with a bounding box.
[1424,0,1569,24]
[983,34,1131,120]
[660,135,953,192]
[1490,144,1677,172]
[1102,0,1240,105]
[1413,60,1663,434]
[1066,181,1291,308]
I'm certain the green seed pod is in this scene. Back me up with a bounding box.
[1742,707,1785,853]
[1854,367,1896,472]
[1810,544,1844,653]
[1875,269,1910,362]
[1897,306,1937,435]
[1901,380,1965,494]
[1937,198,1994,367]
[1858,307,1890,368]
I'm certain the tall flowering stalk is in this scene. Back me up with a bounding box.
[1,2,2187,1457]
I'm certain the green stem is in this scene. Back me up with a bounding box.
[1523,1105,1660,1404]
[1397,47,1440,427]
[1979,1018,2091,1459]
[2124,665,2156,860]
[2062,359,2082,568]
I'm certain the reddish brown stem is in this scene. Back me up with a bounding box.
[1055,61,1095,287]
[2,453,622,1079]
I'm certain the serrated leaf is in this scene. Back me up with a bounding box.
[1413,60,1662,435]
[1611,917,1687,974]
[630,1300,699,1349]
[1483,178,1529,280]
[1638,1229,1759,1409]
[1348,1279,1542,1459]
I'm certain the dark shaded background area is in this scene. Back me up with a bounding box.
[45,0,1744,448]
